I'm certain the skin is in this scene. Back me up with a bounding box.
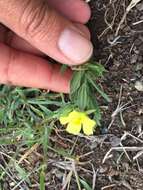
[0,0,92,93]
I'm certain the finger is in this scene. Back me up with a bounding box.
[0,42,72,93]
[74,23,91,40]
[8,31,44,56]
[0,24,45,56]
[0,23,90,56]
[0,0,93,65]
[47,0,91,23]
[6,24,91,56]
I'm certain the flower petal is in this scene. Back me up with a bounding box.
[68,111,81,120]
[66,122,82,135]
[82,117,96,135]
[59,116,69,125]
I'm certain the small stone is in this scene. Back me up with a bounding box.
[138,108,143,115]
[131,54,138,64]
[109,135,121,146]
[10,182,15,187]
[135,81,143,91]
[99,165,108,173]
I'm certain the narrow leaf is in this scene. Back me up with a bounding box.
[88,63,106,77]
[40,166,46,190]
[60,64,68,74]
[70,70,84,94]
[77,82,89,110]
[80,179,92,190]
[87,76,110,102]
[88,96,101,126]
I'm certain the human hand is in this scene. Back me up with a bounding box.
[0,0,93,93]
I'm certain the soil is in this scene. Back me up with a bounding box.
[1,0,143,189]
[86,0,143,189]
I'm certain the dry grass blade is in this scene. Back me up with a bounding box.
[102,146,143,164]
[91,164,98,190]
[133,19,143,25]
[121,131,143,144]
[0,164,24,190]
[133,150,143,160]
[72,161,81,190]
[108,86,133,129]
[18,143,39,164]
[115,0,142,35]
[101,184,116,190]
[61,171,73,190]
[122,180,133,190]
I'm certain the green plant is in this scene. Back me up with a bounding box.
[70,60,110,125]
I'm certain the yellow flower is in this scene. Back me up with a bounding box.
[59,111,96,135]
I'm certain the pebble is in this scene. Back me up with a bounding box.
[131,54,138,64]
[135,81,143,91]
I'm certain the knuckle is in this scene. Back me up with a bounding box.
[20,0,51,39]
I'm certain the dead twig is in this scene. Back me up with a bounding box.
[102,146,143,163]
[115,0,142,36]
[18,143,39,164]
[108,86,134,129]
[101,184,117,190]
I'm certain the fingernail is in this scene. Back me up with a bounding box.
[58,27,93,64]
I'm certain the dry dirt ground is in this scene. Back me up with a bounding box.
[1,0,143,189]
[87,0,143,189]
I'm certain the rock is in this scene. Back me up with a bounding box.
[135,81,143,91]
[131,54,138,64]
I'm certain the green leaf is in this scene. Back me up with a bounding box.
[70,90,78,105]
[40,166,46,190]
[17,126,35,146]
[39,105,52,115]
[87,76,110,102]
[15,163,28,180]
[42,126,52,158]
[30,105,44,118]
[88,63,106,77]
[56,104,74,118]
[70,70,84,94]
[0,108,4,122]
[88,96,101,126]
[80,179,92,190]
[77,82,89,110]
[60,64,68,74]
[0,137,17,145]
